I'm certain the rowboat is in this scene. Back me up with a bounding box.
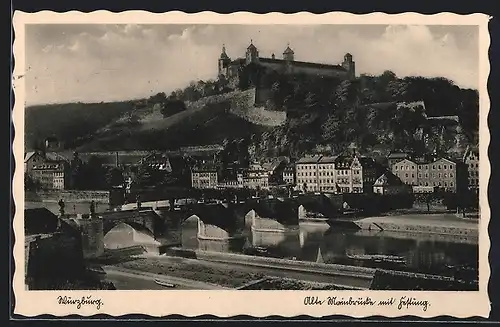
[154,279,176,288]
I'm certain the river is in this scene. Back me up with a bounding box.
[181,221,479,278]
[26,201,479,279]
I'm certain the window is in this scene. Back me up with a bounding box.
[395,166,398,170]
[438,165,441,169]
[412,174,415,178]
[418,173,422,178]
[433,165,436,169]
[450,173,454,177]
[444,182,448,187]
[425,165,428,169]
[405,173,408,178]
[450,182,454,186]
[444,173,447,178]
[444,165,447,169]
[405,165,409,170]
[426,173,429,178]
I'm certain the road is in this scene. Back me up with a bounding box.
[102,265,229,290]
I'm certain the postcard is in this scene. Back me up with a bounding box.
[12,11,491,318]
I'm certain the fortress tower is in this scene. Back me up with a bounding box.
[245,40,259,64]
[218,44,231,78]
[283,44,295,61]
[341,53,356,80]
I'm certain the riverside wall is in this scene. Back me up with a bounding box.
[26,190,110,204]
[166,247,376,280]
[162,248,471,290]
[352,219,478,237]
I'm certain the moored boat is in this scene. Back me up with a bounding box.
[154,279,176,288]
[347,254,406,264]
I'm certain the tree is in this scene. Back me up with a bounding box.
[25,172,41,191]
[70,152,84,189]
[160,99,187,118]
[106,167,124,188]
[82,155,107,190]
[415,192,439,212]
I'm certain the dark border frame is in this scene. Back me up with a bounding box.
[8,0,499,323]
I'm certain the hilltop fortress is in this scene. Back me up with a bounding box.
[218,41,356,84]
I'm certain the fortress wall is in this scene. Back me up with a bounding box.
[229,88,286,127]
[290,65,348,78]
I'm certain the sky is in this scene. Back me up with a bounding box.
[24,24,479,106]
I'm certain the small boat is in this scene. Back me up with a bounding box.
[154,279,176,288]
[347,254,406,264]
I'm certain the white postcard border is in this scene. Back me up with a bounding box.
[12,11,492,318]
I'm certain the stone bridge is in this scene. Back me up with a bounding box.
[99,208,162,235]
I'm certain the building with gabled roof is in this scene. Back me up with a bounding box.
[463,145,479,193]
[373,171,411,195]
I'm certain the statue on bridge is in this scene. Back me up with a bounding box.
[58,199,65,217]
[90,200,96,217]
[136,194,142,209]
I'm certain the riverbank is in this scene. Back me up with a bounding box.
[330,213,479,237]
[101,251,477,291]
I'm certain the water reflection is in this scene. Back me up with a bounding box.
[180,221,479,277]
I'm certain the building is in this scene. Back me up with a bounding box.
[24,208,85,290]
[463,146,479,193]
[44,137,63,152]
[244,162,270,190]
[218,42,355,85]
[334,155,379,193]
[317,156,338,192]
[25,151,71,190]
[191,162,219,189]
[31,161,69,190]
[282,163,295,185]
[387,152,413,168]
[391,157,467,193]
[139,152,173,172]
[24,151,46,173]
[392,158,419,186]
[262,157,289,185]
[373,171,411,195]
[295,155,322,192]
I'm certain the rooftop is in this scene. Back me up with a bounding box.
[374,171,404,186]
[296,155,322,164]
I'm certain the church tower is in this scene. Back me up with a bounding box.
[245,40,259,64]
[218,44,231,77]
[341,53,356,80]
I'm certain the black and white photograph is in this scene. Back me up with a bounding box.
[12,11,490,318]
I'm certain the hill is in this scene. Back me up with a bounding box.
[24,69,479,160]
[24,88,284,152]
[248,71,479,160]
[25,101,136,151]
